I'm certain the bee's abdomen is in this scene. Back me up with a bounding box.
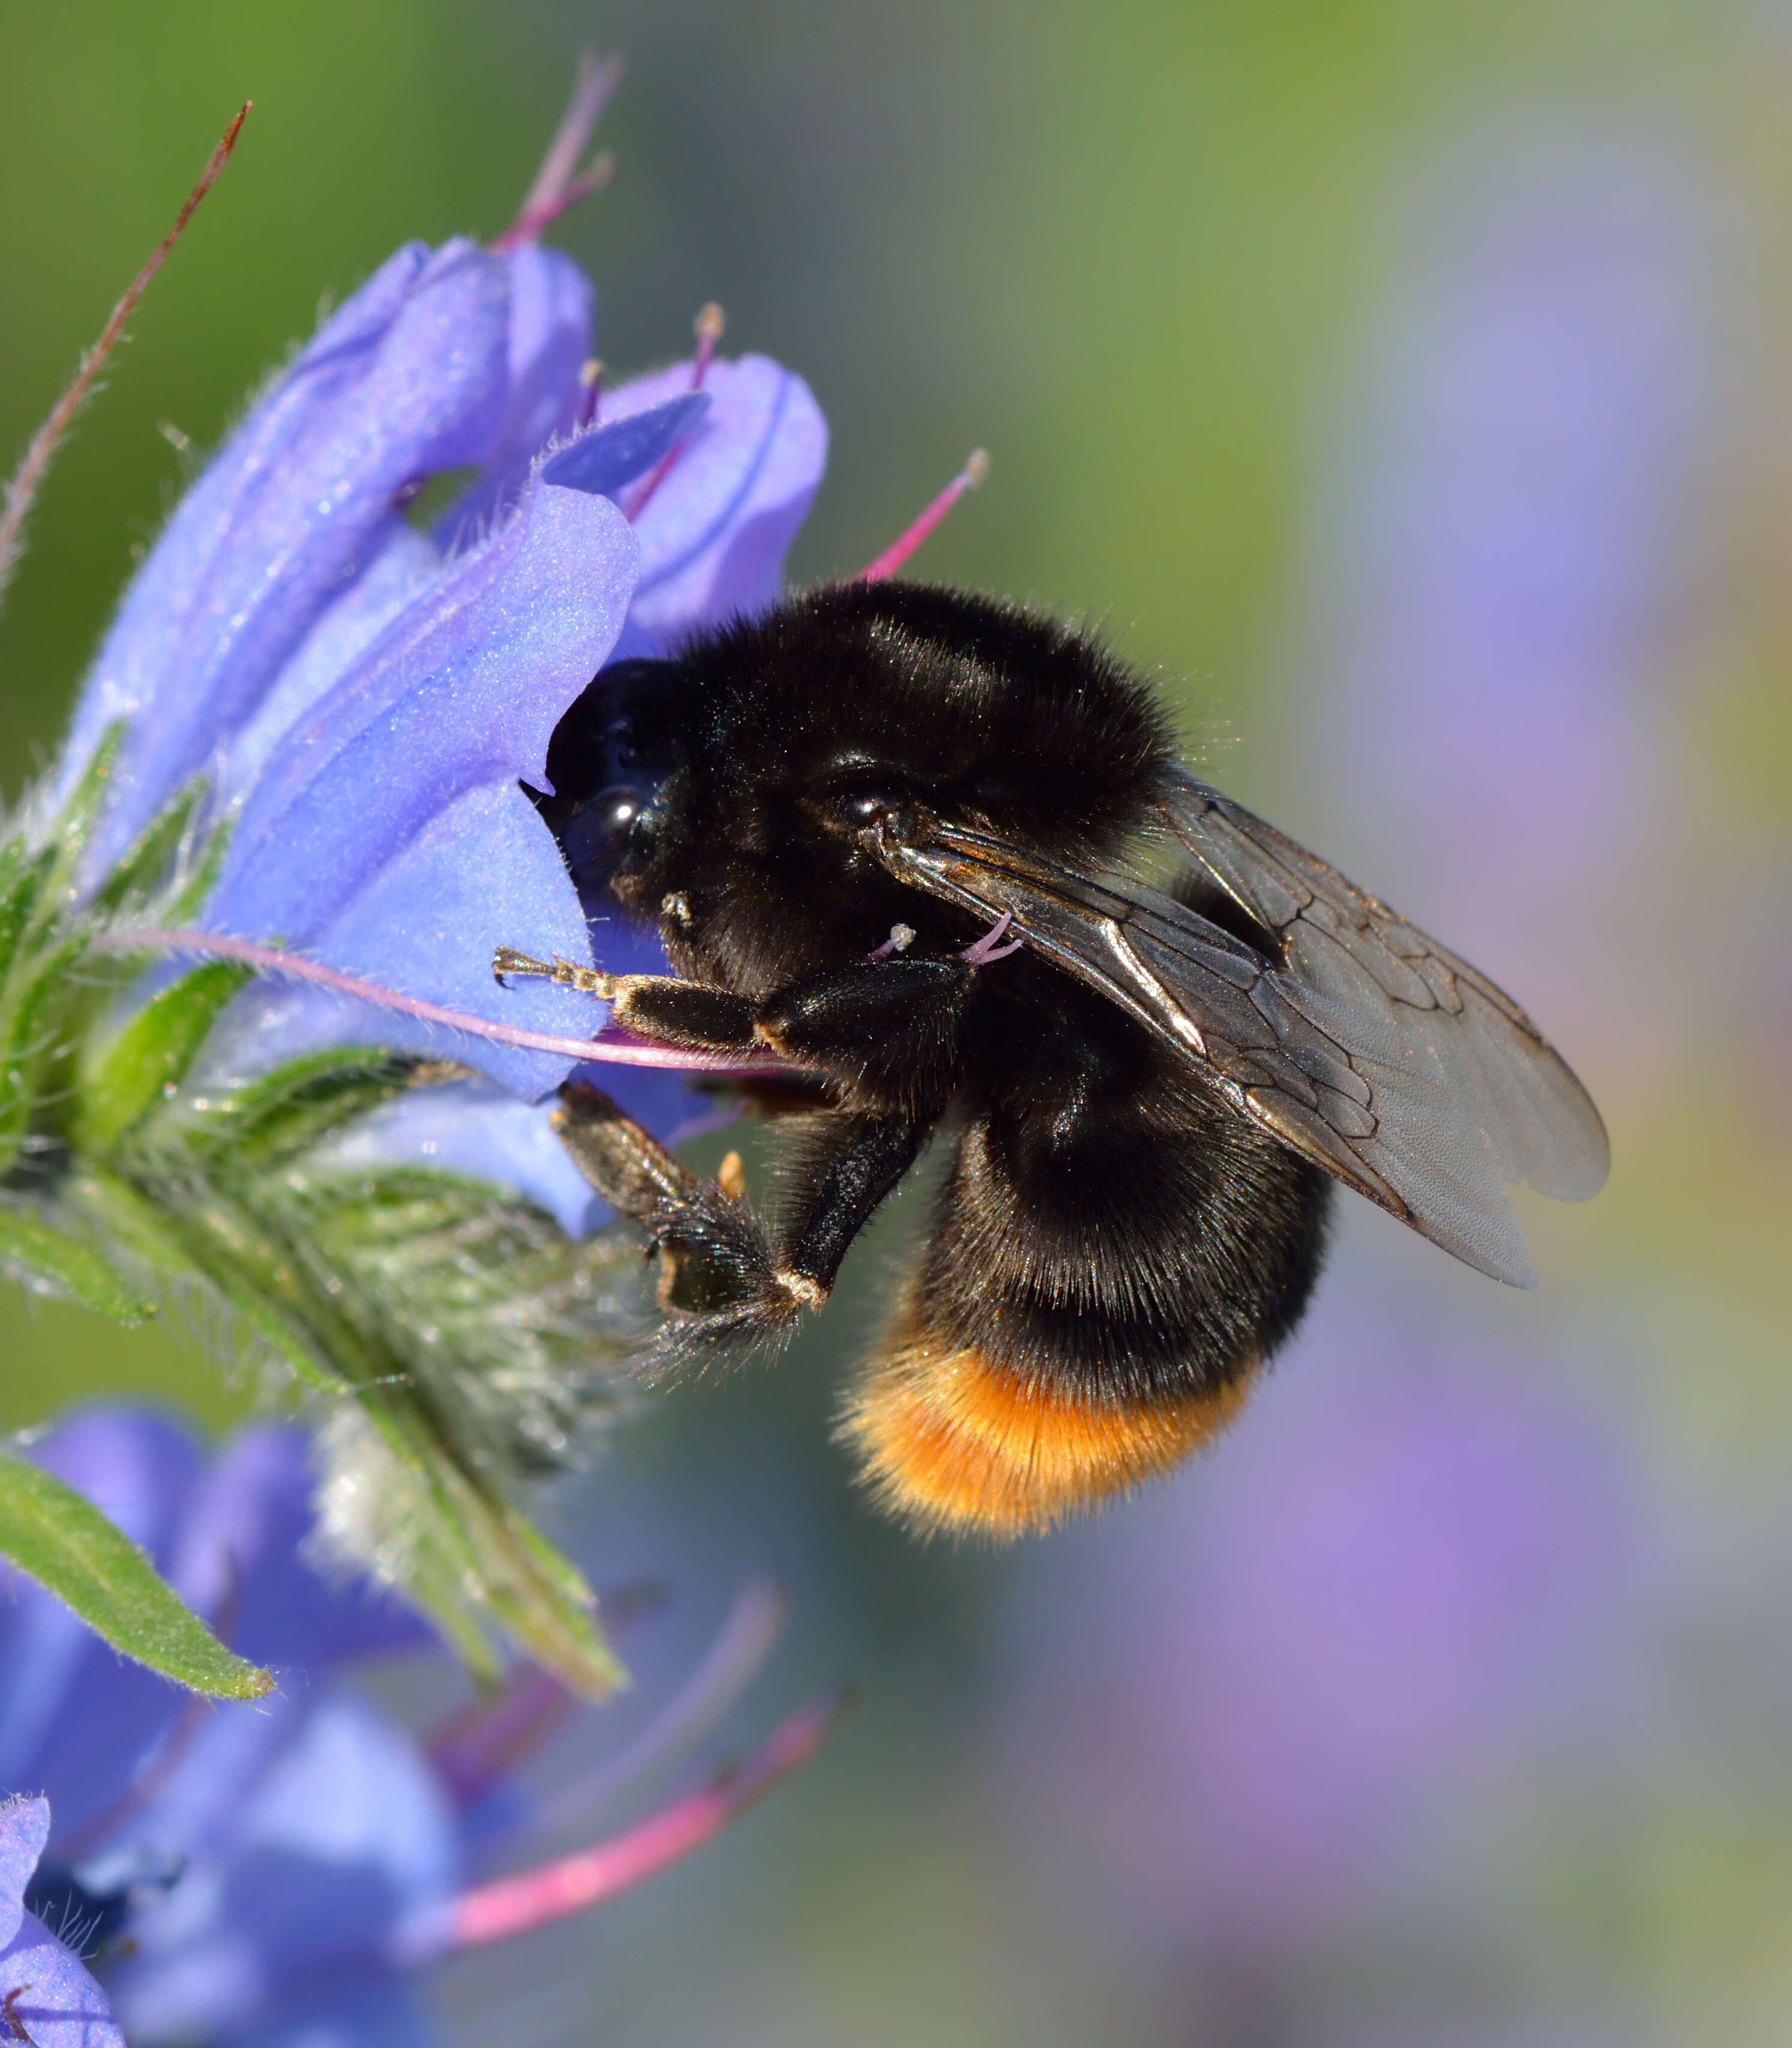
[839,1041,1331,1537]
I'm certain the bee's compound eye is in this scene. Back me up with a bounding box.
[560,785,652,895]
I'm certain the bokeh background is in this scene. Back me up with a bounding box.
[5,2,1792,2043]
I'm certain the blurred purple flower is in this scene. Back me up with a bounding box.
[2,1796,127,2048]
[1,1407,830,2047]
[997,1281,1644,1957]
[53,93,823,1227]
[1292,129,1707,1050]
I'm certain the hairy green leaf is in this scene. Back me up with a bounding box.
[0,1205,155,1323]
[74,960,254,1151]
[0,1450,272,1698]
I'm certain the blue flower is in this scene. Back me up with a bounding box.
[2,1796,127,2048]
[52,110,824,1230]
[1,1407,831,2048]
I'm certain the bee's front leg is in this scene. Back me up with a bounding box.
[494,947,759,1053]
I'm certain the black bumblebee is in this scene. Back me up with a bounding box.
[495,581,1608,1537]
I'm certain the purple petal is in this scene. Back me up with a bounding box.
[112,1695,458,2046]
[0,1798,50,1941]
[200,780,604,1100]
[207,476,635,947]
[65,242,525,875]
[602,354,827,654]
[435,243,596,548]
[0,1908,127,2048]
[216,528,444,812]
[217,1979,436,2048]
[167,1429,428,1671]
[539,393,710,500]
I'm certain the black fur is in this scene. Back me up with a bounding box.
[535,581,1331,1413]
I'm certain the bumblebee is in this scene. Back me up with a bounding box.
[495,581,1608,1537]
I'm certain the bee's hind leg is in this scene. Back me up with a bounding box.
[552,1082,777,1322]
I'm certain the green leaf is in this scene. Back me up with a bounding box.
[0,1205,156,1323]
[74,960,254,1151]
[0,1450,272,1699]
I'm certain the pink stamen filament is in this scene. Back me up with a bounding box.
[94,928,787,1077]
[397,1693,843,1959]
[0,104,251,608]
[491,53,624,252]
[620,304,726,523]
[856,448,988,582]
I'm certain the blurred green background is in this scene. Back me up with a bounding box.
[5,2,1792,2044]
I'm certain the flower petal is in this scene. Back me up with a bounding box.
[0,1798,50,1943]
[66,242,529,875]
[313,1060,719,1238]
[206,476,635,950]
[539,393,710,499]
[200,780,603,1100]
[602,354,827,654]
[434,242,596,549]
[0,1907,127,2048]
[111,1695,458,2046]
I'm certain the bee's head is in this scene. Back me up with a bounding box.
[528,658,693,909]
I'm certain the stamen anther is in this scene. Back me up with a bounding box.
[577,357,605,430]
[865,923,916,963]
[856,448,988,584]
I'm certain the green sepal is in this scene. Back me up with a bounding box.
[73,960,255,1152]
[0,1449,273,1698]
[172,1045,422,1169]
[0,830,49,987]
[0,1205,155,1323]
[25,725,126,936]
[86,778,208,918]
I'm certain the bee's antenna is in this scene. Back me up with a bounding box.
[855,448,988,584]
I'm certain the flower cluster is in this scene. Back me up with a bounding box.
[0,79,825,1686]
[1,1406,830,2048]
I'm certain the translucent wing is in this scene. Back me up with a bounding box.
[871,775,1608,1288]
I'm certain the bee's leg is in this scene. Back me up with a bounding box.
[551,1082,776,1314]
[494,947,760,1052]
[751,956,972,1118]
[653,1108,930,1371]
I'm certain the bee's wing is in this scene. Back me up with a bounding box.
[877,786,1607,1289]
[1154,767,1610,1199]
